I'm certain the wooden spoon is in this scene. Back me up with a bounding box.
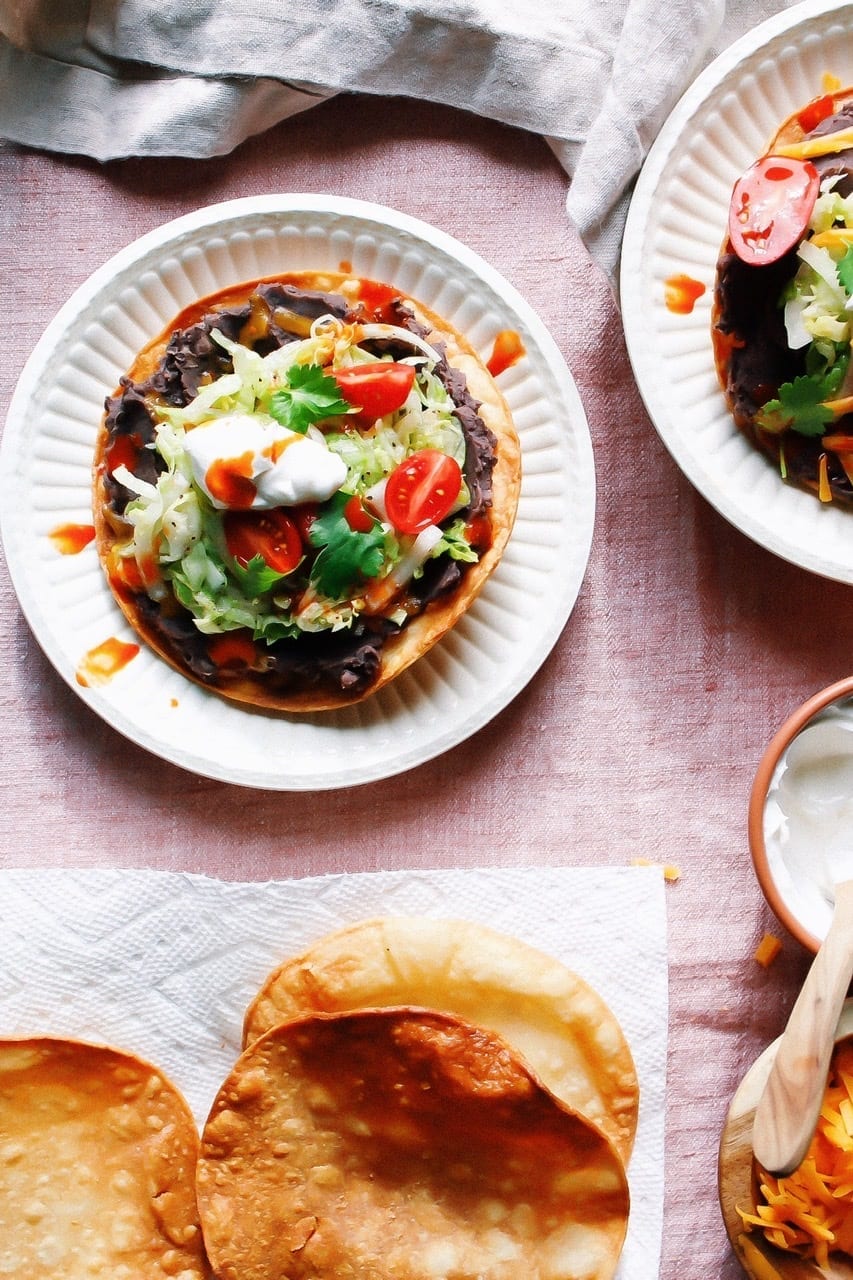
[752,879,853,1177]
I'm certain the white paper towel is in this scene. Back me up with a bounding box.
[0,863,668,1279]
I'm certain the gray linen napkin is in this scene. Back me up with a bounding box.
[0,0,801,278]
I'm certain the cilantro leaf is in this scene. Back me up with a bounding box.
[839,246,853,296]
[231,553,292,598]
[269,364,351,434]
[756,375,835,437]
[309,492,386,598]
[805,340,848,388]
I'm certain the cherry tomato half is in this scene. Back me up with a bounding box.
[384,449,463,536]
[343,494,376,533]
[223,509,303,574]
[334,363,416,418]
[728,154,820,265]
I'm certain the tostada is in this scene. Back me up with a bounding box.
[714,87,853,505]
[94,272,521,710]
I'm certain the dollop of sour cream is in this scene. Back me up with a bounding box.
[766,711,853,909]
[184,413,347,510]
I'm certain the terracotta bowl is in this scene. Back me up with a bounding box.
[748,676,853,956]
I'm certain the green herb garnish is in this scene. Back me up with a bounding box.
[231,554,292,598]
[308,492,386,598]
[838,246,853,296]
[269,364,351,434]
[757,375,837,437]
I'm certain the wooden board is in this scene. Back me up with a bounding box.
[719,1003,853,1280]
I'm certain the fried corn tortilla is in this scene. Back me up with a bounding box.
[242,917,638,1162]
[0,1037,207,1279]
[197,1007,630,1280]
[93,272,521,711]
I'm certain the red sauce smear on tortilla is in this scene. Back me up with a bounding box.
[487,330,525,377]
[464,514,492,550]
[356,278,404,322]
[106,433,142,474]
[665,274,706,314]
[711,326,746,370]
[49,522,95,555]
[107,549,158,599]
[797,93,835,133]
[76,637,140,687]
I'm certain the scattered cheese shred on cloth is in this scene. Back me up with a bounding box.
[753,934,783,968]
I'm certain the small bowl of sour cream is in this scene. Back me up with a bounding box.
[749,676,853,954]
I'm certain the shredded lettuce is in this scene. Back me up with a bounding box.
[113,457,202,566]
[166,531,301,641]
[325,423,409,489]
[809,184,853,236]
[435,518,480,563]
[784,241,850,348]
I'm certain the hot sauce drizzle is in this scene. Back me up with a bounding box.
[487,330,526,377]
[76,637,140,687]
[665,274,706,314]
[205,454,257,508]
[49,523,96,555]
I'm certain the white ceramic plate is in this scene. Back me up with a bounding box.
[621,0,853,582]
[0,195,594,790]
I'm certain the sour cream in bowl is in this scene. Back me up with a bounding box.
[749,676,853,953]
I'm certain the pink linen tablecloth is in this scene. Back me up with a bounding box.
[2,94,851,1276]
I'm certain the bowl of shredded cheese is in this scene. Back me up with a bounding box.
[749,677,853,955]
[719,999,853,1279]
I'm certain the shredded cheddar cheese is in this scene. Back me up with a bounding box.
[753,934,783,968]
[737,1233,785,1280]
[823,73,843,93]
[739,1039,853,1268]
[775,126,853,160]
[809,227,853,250]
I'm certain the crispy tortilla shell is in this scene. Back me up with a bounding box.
[0,1037,207,1279]
[93,271,521,712]
[197,1007,629,1280]
[242,917,638,1162]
